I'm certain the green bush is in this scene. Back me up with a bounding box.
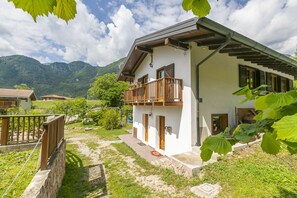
[85,108,106,125]
[102,109,120,130]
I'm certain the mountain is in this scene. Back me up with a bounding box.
[0,55,124,98]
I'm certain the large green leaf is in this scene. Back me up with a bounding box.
[272,114,297,142]
[182,0,194,11]
[261,132,280,155]
[183,0,211,18]
[200,145,213,162]
[261,107,282,120]
[8,0,56,21]
[280,100,297,117]
[255,93,294,111]
[53,0,77,22]
[200,133,232,161]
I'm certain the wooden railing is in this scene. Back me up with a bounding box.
[124,77,183,105]
[40,115,65,170]
[0,115,50,146]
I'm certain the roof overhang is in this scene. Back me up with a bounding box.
[118,17,297,81]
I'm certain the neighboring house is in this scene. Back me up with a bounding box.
[118,17,297,156]
[0,88,37,112]
[41,94,71,101]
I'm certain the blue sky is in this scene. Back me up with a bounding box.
[0,0,296,66]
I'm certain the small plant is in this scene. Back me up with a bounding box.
[102,109,120,130]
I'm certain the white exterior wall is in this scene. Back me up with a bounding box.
[19,98,31,110]
[190,44,294,142]
[133,46,194,156]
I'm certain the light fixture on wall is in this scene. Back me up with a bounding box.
[149,53,153,68]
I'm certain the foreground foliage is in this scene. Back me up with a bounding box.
[201,86,297,161]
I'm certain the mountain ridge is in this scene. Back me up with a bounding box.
[0,55,125,98]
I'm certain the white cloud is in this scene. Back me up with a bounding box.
[0,0,296,66]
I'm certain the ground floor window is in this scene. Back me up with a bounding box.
[211,114,228,135]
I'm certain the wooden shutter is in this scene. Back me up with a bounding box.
[266,73,272,92]
[277,76,281,92]
[289,79,294,90]
[239,65,247,87]
[164,64,175,78]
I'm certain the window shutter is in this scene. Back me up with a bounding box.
[239,65,247,87]
[266,73,272,92]
[277,76,281,92]
[164,63,175,78]
[260,71,265,86]
[288,79,294,91]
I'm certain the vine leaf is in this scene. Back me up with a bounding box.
[182,0,211,18]
[261,132,280,155]
[8,0,56,21]
[272,114,297,142]
[53,0,77,22]
[200,133,232,162]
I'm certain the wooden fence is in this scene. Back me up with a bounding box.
[0,115,50,146]
[40,115,65,170]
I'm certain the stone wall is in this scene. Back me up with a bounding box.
[22,140,66,198]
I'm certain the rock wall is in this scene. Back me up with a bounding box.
[22,140,66,198]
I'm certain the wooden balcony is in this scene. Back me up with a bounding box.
[124,77,183,106]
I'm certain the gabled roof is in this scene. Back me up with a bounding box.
[41,94,71,100]
[0,88,37,101]
[118,17,297,80]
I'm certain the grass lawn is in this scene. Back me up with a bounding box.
[0,149,39,198]
[62,123,297,197]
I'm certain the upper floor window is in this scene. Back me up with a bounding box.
[157,63,175,79]
[239,65,265,89]
[138,74,148,84]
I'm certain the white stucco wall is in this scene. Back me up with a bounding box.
[19,98,31,110]
[132,46,194,156]
[190,43,294,142]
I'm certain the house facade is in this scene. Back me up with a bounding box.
[118,18,297,156]
[0,88,36,113]
[41,94,70,101]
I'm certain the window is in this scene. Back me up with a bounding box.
[156,63,175,79]
[239,65,265,89]
[211,114,228,135]
[266,73,293,92]
[138,74,148,84]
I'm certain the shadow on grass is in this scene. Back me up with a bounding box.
[274,187,297,198]
[58,151,107,198]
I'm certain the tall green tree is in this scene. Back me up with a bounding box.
[14,83,31,90]
[88,73,129,107]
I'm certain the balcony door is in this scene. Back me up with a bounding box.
[156,64,175,101]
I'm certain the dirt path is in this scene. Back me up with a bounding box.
[65,128,193,197]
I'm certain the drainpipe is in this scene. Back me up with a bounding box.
[195,34,233,146]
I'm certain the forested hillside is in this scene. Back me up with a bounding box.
[0,55,124,98]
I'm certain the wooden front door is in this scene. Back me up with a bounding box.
[144,114,149,142]
[159,116,165,150]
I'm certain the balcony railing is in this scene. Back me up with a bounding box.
[124,77,183,106]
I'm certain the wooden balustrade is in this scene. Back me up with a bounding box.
[0,115,50,146]
[124,77,183,106]
[40,115,65,170]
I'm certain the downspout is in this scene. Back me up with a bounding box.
[195,34,233,146]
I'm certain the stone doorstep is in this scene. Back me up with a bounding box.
[191,183,221,198]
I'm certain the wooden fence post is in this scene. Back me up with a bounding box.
[40,125,49,170]
[1,117,9,145]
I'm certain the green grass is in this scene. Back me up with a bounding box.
[58,144,106,198]
[66,122,128,141]
[0,149,40,198]
[201,146,297,197]
[102,149,152,198]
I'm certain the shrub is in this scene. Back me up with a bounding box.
[85,108,106,125]
[102,109,120,130]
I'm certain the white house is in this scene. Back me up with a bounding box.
[0,88,37,113]
[118,17,297,156]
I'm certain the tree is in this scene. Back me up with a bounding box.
[14,83,31,90]
[200,86,297,162]
[88,73,129,107]
[7,0,77,22]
